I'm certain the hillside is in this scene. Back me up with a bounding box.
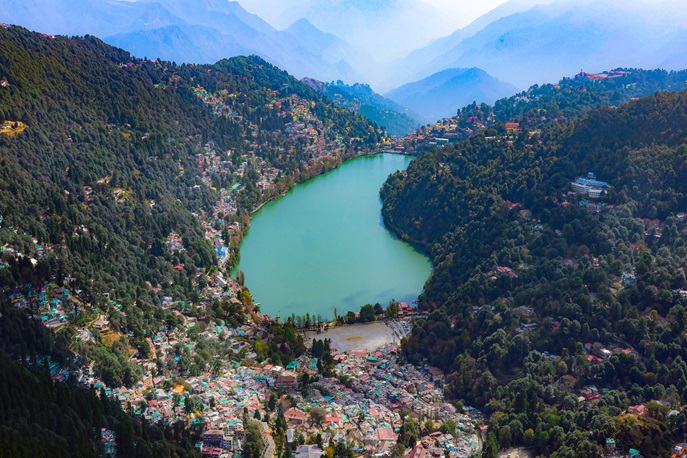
[303,78,421,136]
[384,68,516,123]
[0,24,380,384]
[393,68,687,154]
[381,90,687,455]
[0,300,199,457]
[1,0,361,82]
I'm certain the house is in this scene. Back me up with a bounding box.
[284,408,306,425]
[629,404,647,416]
[622,272,637,285]
[408,443,428,458]
[275,371,298,390]
[428,367,444,384]
[377,427,399,442]
[296,445,324,458]
[606,438,616,454]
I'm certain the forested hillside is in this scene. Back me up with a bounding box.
[382,90,687,456]
[0,25,380,309]
[303,78,421,136]
[0,25,382,454]
[398,68,687,154]
[0,300,200,457]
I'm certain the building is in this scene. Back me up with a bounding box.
[200,446,225,458]
[203,429,224,447]
[376,427,399,442]
[296,445,324,458]
[284,408,306,425]
[570,173,609,199]
[428,367,444,384]
[408,444,428,458]
[606,438,616,454]
[202,428,236,451]
[275,370,299,390]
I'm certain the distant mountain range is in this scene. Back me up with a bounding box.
[385,68,517,123]
[388,0,687,90]
[1,0,361,82]
[303,78,421,136]
[5,0,687,120]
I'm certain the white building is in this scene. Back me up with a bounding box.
[571,173,609,199]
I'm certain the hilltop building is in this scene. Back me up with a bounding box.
[571,173,609,199]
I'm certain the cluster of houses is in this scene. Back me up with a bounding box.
[274,344,481,457]
[387,119,466,154]
[5,280,77,330]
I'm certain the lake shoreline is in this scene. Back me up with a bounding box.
[237,153,432,320]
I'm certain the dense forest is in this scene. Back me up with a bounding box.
[382,90,687,455]
[0,25,384,455]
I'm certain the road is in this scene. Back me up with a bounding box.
[260,421,275,458]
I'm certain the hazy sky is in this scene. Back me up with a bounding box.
[238,0,511,31]
[419,0,511,19]
[238,0,508,37]
[236,0,516,63]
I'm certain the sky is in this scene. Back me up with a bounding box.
[238,0,511,31]
[420,0,511,19]
[236,0,514,58]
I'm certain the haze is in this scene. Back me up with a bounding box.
[237,0,513,58]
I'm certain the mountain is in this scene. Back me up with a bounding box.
[284,19,356,66]
[384,68,517,123]
[398,0,687,90]
[384,0,548,90]
[0,0,360,82]
[303,78,421,136]
[394,68,687,155]
[382,86,687,455]
[0,23,380,385]
[238,0,456,65]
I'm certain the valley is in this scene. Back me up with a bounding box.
[4,1,687,457]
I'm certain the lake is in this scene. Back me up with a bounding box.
[236,154,432,320]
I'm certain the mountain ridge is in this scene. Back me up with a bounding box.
[385,67,517,123]
[303,77,421,135]
[1,0,362,83]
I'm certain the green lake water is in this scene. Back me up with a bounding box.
[236,154,432,320]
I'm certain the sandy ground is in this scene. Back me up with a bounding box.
[304,321,400,353]
[498,447,535,458]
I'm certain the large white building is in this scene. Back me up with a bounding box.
[571,173,609,199]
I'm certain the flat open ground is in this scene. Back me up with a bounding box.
[498,447,535,458]
[304,321,399,353]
